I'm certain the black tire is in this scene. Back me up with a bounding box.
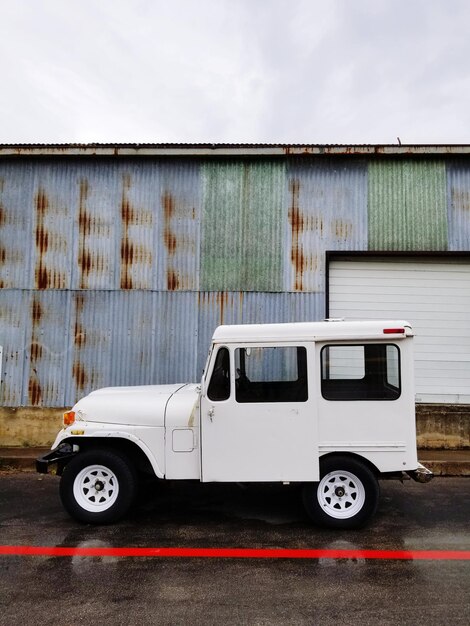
[59,449,137,524]
[302,456,380,530]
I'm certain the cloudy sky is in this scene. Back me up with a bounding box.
[1,0,469,144]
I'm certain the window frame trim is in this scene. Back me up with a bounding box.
[234,343,309,404]
[320,342,402,402]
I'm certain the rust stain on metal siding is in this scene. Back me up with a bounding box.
[163,190,175,218]
[32,298,42,323]
[167,270,180,291]
[35,189,49,255]
[74,324,87,347]
[198,292,208,307]
[120,238,135,270]
[35,266,49,290]
[120,175,134,290]
[332,219,353,240]
[35,188,50,289]
[121,196,136,226]
[73,361,88,391]
[73,293,87,347]
[35,224,49,254]
[216,292,229,325]
[30,341,43,360]
[28,378,42,406]
[31,297,42,327]
[78,179,91,234]
[36,187,49,216]
[288,179,306,291]
[79,249,93,280]
[29,296,43,405]
[163,191,177,255]
[119,174,153,290]
[311,216,324,235]
[34,188,66,289]
[197,292,230,324]
[162,190,183,291]
[165,231,177,254]
[78,178,107,287]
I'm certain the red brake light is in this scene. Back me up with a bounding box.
[383,328,405,334]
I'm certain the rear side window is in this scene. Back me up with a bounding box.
[321,344,400,401]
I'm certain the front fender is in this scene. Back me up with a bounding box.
[52,422,165,479]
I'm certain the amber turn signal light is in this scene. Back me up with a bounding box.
[63,410,75,426]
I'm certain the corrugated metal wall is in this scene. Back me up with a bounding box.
[0,156,468,406]
[201,160,285,291]
[285,159,368,292]
[368,160,448,250]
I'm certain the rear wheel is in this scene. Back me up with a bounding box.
[303,456,380,529]
[59,449,137,524]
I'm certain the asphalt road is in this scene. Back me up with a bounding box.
[0,473,469,626]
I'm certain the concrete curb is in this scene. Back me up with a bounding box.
[416,450,470,477]
[0,447,469,476]
[0,447,49,472]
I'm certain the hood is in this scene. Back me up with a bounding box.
[72,383,192,427]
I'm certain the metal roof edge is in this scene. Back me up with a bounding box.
[1,143,470,157]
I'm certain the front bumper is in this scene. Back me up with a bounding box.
[36,443,77,475]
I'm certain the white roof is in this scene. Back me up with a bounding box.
[212,320,413,343]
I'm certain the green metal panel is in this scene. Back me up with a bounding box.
[368,160,448,250]
[201,160,285,291]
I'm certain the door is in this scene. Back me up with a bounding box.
[200,343,318,482]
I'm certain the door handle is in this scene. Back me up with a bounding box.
[208,407,215,422]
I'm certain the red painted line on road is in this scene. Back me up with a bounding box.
[0,546,469,560]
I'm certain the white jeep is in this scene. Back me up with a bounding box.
[37,319,432,529]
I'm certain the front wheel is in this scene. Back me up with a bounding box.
[59,449,137,524]
[302,456,380,529]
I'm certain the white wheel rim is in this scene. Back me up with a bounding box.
[317,470,365,519]
[73,464,119,513]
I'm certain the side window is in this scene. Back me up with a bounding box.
[235,346,308,403]
[321,344,400,401]
[207,347,230,401]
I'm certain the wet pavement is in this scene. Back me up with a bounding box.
[0,473,469,625]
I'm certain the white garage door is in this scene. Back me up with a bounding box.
[329,258,470,404]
